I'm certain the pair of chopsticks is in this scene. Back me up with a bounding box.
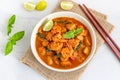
[79,4,120,61]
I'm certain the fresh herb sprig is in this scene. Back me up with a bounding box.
[64,28,83,39]
[7,15,16,35]
[45,47,52,52]
[37,32,46,40]
[56,20,71,24]
[4,15,25,56]
[74,41,82,51]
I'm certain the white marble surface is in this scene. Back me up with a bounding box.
[0,0,120,80]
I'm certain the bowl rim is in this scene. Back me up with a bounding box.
[31,11,96,72]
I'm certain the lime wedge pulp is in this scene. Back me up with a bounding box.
[43,19,53,31]
[60,1,73,10]
[36,0,47,11]
[24,2,36,11]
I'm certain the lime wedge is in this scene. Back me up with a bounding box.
[24,2,36,11]
[60,1,73,10]
[36,0,47,11]
[43,20,53,31]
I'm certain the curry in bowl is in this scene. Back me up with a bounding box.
[35,17,92,69]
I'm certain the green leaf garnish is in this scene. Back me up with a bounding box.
[45,47,52,52]
[64,28,83,39]
[37,32,46,40]
[74,28,83,36]
[56,54,61,58]
[7,25,12,35]
[4,14,25,56]
[7,15,16,35]
[4,41,13,56]
[4,31,25,55]
[74,41,82,51]
[64,30,75,39]
[56,20,71,24]
[8,15,16,25]
[11,40,16,45]
[10,31,25,41]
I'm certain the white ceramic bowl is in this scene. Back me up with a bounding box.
[31,11,96,72]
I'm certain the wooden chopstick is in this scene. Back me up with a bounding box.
[79,4,120,61]
[82,4,120,52]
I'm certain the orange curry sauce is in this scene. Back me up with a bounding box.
[35,17,92,69]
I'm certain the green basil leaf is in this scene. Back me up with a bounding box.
[11,40,16,45]
[74,41,82,50]
[8,15,16,25]
[54,54,61,60]
[74,28,83,36]
[56,54,61,58]
[10,31,25,41]
[7,15,16,35]
[64,30,75,39]
[7,25,12,35]
[4,41,13,56]
[64,28,83,39]
[37,32,46,40]
[45,47,52,52]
